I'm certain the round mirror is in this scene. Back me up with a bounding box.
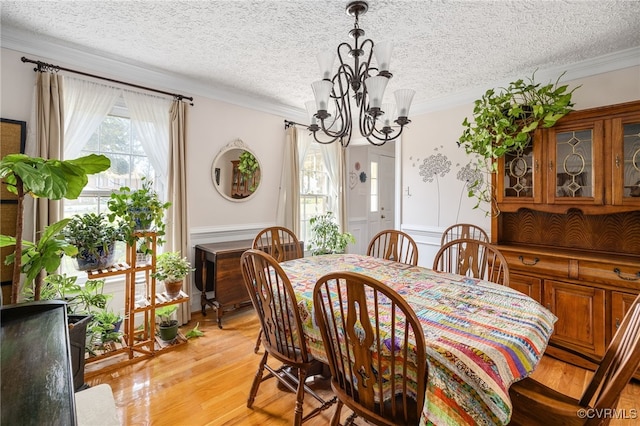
[211,139,261,202]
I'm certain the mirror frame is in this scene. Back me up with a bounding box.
[211,139,262,202]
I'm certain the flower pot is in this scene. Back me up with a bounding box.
[129,207,153,232]
[164,280,183,299]
[74,242,117,271]
[68,314,92,391]
[158,320,179,342]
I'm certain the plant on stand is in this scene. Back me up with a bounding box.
[152,251,194,299]
[88,310,123,354]
[155,304,179,342]
[62,213,125,271]
[106,178,171,255]
[457,72,580,211]
[308,212,355,255]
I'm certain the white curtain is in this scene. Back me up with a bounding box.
[122,90,171,197]
[63,77,121,160]
[320,141,347,232]
[276,126,300,234]
[278,127,346,237]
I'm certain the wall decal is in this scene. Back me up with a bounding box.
[418,148,451,225]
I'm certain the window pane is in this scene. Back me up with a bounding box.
[370,161,378,212]
[299,144,332,245]
[99,116,131,154]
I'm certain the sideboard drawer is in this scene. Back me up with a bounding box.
[578,260,640,289]
[502,250,570,278]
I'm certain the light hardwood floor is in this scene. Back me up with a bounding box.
[87,307,640,426]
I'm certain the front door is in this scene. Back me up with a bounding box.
[368,153,395,240]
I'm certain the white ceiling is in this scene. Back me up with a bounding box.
[2,0,640,118]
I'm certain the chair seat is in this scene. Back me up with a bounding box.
[509,377,588,426]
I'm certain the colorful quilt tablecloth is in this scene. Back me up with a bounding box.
[280,254,557,426]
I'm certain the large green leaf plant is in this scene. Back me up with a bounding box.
[0,153,110,303]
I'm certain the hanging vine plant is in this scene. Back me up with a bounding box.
[457,72,580,210]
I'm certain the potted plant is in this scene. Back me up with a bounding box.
[457,72,580,208]
[308,212,355,255]
[62,213,125,271]
[155,304,179,342]
[0,153,110,302]
[152,251,194,299]
[89,309,123,350]
[106,178,171,254]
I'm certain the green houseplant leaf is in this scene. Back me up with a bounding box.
[457,72,580,213]
[0,153,110,302]
[107,178,171,253]
[308,212,355,255]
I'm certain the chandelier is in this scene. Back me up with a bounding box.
[305,0,415,147]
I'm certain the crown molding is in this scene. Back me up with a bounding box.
[410,46,640,115]
[3,26,636,121]
[1,26,308,121]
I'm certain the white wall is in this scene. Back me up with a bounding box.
[400,66,640,267]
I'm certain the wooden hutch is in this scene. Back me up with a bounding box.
[491,100,640,371]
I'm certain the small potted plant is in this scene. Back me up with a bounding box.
[155,304,179,342]
[89,309,123,350]
[106,178,171,254]
[152,251,194,298]
[457,72,580,207]
[308,212,355,255]
[62,212,125,271]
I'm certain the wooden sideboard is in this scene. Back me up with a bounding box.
[492,100,640,374]
[195,240,254,328]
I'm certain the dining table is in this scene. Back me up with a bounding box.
[279,253,557,426]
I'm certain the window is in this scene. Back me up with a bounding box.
[370,160,378,212]
[61,100,159,276]
[299,144,334,245]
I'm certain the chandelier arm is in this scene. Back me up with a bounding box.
[331,63,355,100]
[365,126,405,145]
[358,99,376,139]
[357,38,376,79]
[312,131,343,145]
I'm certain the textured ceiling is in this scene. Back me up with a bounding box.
[2,0,640,116]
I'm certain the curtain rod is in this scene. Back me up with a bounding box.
[21,56,194,105]
[284,119,307,129]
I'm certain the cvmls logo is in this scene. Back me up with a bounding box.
[577,408,638,419]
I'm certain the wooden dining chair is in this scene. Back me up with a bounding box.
[440,223,489,245]
[252,226,303,262]
[240,249,334,425]
[252,226,304,352]
[509,292,640,426]
[367,229,418,266]
[432,238,510,286]
[313,271,428,426]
